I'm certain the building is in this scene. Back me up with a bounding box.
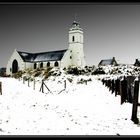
[98,57,118,67]
[0,67,6,77]
[134,59,140,67]
[6,21,86,75]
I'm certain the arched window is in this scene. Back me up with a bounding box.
[34,63,37,69]
[72,36,75,42]
[40,62,43,68]
[54,61,59,67]
[47,62,50,67]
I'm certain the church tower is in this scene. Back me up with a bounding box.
[68,20,85,68]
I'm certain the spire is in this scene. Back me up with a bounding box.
[72,14,80,28]
[74,13,77,22]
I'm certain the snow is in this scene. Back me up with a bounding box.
[0,74,140,136]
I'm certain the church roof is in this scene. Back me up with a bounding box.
[99,59,113,65]
[98,57,117,66]
[18,49,67,62]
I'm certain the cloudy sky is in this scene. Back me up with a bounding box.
[1,3,140,67]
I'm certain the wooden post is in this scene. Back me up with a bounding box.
[28,78,30,87]
[42,80,44,93]
[108,80,111,91]
[102,79,104,85]
[120,79,127,105]
[118,79,121,96]
[111,79,115,94]
[86,80,87,85]
[23,77,25,84]
[115,79,120,96]
[64,80,66,89]
[103,79,105,85]
[33,78,35,90]
[0,82,2,95]
[105,80,107,87]
[131,80,139,124]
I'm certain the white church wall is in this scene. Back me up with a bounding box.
[60,50,72,69]
[25,62,34,70]
[6,49,25,75]
[69,31,83,43]
[69,43,85,68]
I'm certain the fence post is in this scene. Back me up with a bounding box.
[0,82,2,95]
[111,79,115,94]
[102,79,104,85]
[23,77,25,84]
[42,80,44,93]
[33,78,35,90]
[115,79,119,96]
[120,79,127,105]
[28,78,30,87]
[64,80,66,89]
[131,80,139,124]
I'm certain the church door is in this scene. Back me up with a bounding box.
[12,59,18,73]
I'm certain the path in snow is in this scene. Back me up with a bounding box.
[0,77,140,135]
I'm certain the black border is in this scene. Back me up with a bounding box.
[0,1,140,138]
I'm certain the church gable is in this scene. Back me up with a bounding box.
[18,51,35,62]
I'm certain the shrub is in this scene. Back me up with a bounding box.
[92,67,106,75]
[43,67,53,79]
[66,67,81,75]
[34,70,42,77]
[12,70,24,79]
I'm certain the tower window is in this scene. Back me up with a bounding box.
[70,56,72,59]
[72,36,75,42]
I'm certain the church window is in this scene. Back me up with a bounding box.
[34,63,37,69]
[54,61,59,67]
[70,56,72,59]
[72,36,75,42]
[47,62,50,67]
[40,62,43,68]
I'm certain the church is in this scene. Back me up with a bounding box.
[6,20,86,75]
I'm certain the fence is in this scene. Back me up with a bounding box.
[0,82,2,95]
[101,76,139,124]
[21,77,67,95]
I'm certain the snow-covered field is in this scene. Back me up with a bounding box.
[0,74,140,136]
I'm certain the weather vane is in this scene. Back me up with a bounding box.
[74,13,77,22]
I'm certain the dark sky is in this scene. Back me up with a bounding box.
[1,3,140,67]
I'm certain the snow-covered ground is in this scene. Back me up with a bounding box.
[0,74,140,135]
